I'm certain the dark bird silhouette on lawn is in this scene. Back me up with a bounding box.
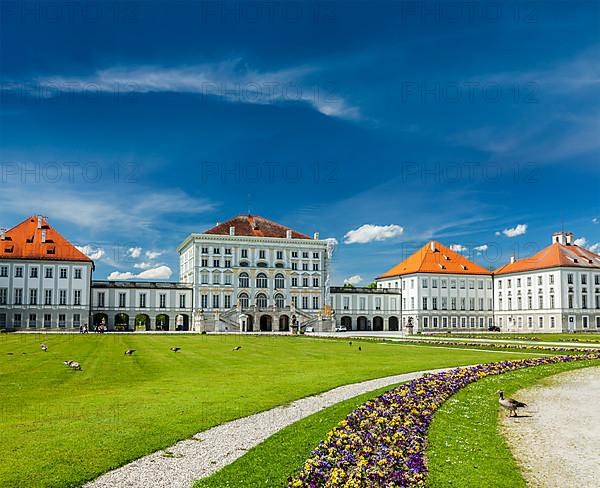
[7,352,13,355]
[124,349,136,355]
[170,347,181,352]
[348,342,352,346]
[496,390,527,417]
[41,343,48,352]
[358,346,362,351]
[233,346,242,351]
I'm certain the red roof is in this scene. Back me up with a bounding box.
[0,216,92,263]
[204,215,312,239]
[377,241,492,279]
[494,242,600,275]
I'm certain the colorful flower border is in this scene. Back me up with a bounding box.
[289,353,600,487]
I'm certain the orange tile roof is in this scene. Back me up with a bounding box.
[377,241,492,279]
[0,216,92,263]
[204,214,312,239]
[494,242,600,275]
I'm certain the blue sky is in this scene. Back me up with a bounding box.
[1,0,599,284]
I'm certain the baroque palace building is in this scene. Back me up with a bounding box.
[177,214,334,332]
[375,241,495,332]
[1,215,599,333]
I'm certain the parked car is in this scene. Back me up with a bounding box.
[335,326,348,332]
[305,326,315,333]
[488,325,501,332]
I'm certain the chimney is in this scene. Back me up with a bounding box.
[229,226,235,236]
[0,228,6,240]
[313,232,319,240]
[37,215,43,229]
[510,255,516,264]
[430,241,436,252]
[41,229,47,243]
[552,231,573,245]
[286,229,292,239]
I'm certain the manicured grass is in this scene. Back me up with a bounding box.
[0,333,540,488]
[426,359,599,487]
[195,383,399,487]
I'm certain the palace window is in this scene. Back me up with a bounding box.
[239,293,249,309]
[256,293,268,308]
[239,273,249,288]
[274,273,285,289]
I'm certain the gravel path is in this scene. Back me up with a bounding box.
[85,367,450,488]
[501,366,600,488]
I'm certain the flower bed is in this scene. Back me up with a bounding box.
[399,338,597,354]
[289,353,600,487]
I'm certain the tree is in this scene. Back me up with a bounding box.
[342,282,355,288]
[365,282,377,289]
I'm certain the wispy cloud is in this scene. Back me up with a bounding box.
[34,60,361,120]
[0,183,215,234]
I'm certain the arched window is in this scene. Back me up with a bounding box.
[256,293,268,308]
[238,293,249,309]
[275,293,285,308]
[274,273,285,289]
[239,272,249,288]
[256,273,268,288]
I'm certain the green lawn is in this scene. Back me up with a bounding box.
[0,333,543,487]
[426,359,599,487]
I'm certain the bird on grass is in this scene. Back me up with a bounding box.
[64,360,82,371]
[358,346,362,351]
[233,346,242,351]
[496,390,527,417]
[7,352,13,355]
[41,343,48,352]
[348,341,353,346]
[124,349,136,355]
[170,347,181,352]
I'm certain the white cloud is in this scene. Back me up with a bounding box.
[474,244,489,252]
[449,244,467,252]
[324,237,339,246]
[589,243,600,254]
[128,247,142,258]
[138,266,172,279]
[344,275,363,286]
[574,237,588,247]
[107,271,135,280]
[75,244,104,261]
[107,265,172,281]
[39,60,361,120]
[133,262,154,269]
[344,224,404,244]
[593,217,599,224]
[502,224,528,238]
[495,231,501,236]
[145,250,162,259]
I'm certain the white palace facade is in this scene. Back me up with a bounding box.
[1,215,599,334]
[177,215,333,332]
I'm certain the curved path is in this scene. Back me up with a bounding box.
[85,367,451,488]
[501,366,600,488]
